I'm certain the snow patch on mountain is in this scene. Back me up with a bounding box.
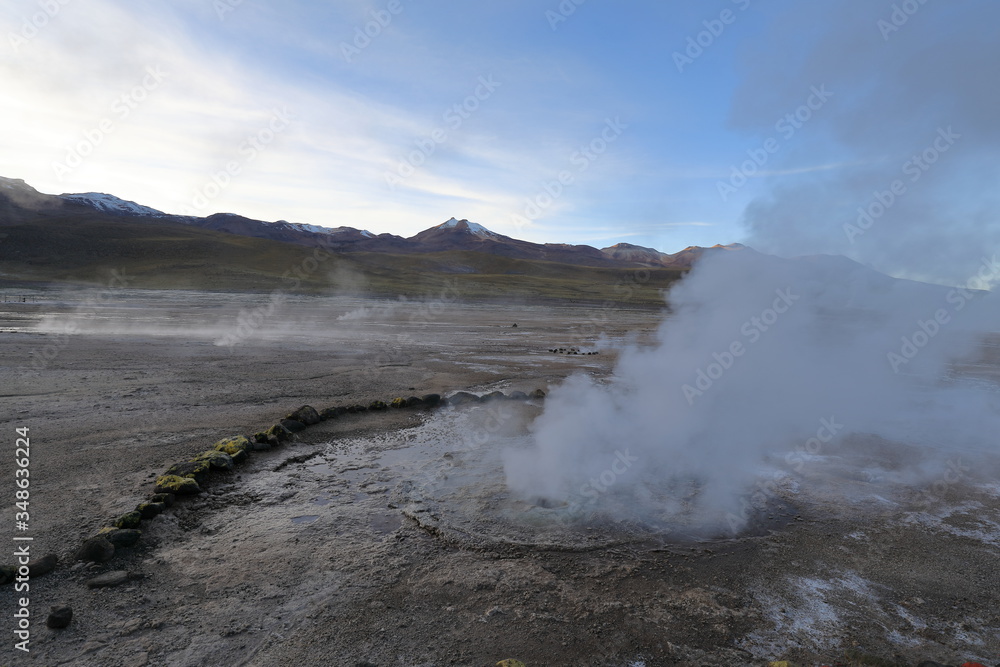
[62,193,164,217]
[438,217,500,239]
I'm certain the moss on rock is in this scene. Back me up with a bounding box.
[150,492,175,507]
[213,435,250,456]
[369,400,388,411]
[155,474,201,495]
[192,450,235,471]
[265,423,293,443]
[390,397,407,408]
[165,460,212,485]
[136,502,166,519]
[113,511,142,529]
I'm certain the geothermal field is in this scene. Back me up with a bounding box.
[3,253,1000,666]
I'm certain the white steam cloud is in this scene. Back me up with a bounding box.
[504,250,1000,534]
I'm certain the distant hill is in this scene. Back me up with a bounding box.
[0,177,698,302]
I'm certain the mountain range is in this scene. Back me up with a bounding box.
[0,176,764,302]
[0,176,743,270]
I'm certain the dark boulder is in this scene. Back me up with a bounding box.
[405,396,424,407]
[508,391,528,401]
[149,492,175,507]
[281,419,306,432]
[136,502,166,519]
[286,405,321,425]
[421,393,441,407]
[114,511,142,530]
[100,528,142,548]
[76,536,115,563]
[447,391,480,406]
[27,553,58,577]
[46,606,72,629]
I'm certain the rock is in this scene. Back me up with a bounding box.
[349,404,368,413]
[165,460,211,486]
[114,511,142,530]
[213,435,251,457]
[46,606,72,629]
[135,502,166,519]
[390,397,407,408]
[266,435,280,447]
[482,391,506,402]
[496,661,526,667]
[99,528,142,548]
[76,536,115,563]
[447,391,480,406]
[508,390,528,401]
[319,407,339,420]
[149,492,175,507]
[405,396,424,407]
[265,423,293,443]
[250,440,271,452]
[154,475,201,495]
[28,553,58,577]
[280,418,306,432]
[86,570,130,589]
[192,450,235,471]
[529,389,546,399]
[369,400,388,411]
[0,565,16,585]
[286,405,321,425]
[252,431,269,443]
[421,393,441,407]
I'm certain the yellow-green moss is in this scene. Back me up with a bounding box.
[155,474,201,495]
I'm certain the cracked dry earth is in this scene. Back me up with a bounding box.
[1,291,999,666]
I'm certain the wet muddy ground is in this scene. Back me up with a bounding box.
[0,290,998,666]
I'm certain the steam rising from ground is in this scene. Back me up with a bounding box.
[504,251,1000,534]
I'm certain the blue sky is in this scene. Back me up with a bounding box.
[2,0,997,280]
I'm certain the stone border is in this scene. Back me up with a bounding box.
[0,388,546,586]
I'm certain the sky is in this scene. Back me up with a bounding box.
[1,0,998,282]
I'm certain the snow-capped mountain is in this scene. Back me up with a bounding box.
[61,193,165,217]
[435,217,501,239]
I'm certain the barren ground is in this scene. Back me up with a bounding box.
[0,290,998,666]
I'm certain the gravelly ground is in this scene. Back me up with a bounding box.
[0,291,997,666]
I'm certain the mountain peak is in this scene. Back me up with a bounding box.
[435,217,500,239]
